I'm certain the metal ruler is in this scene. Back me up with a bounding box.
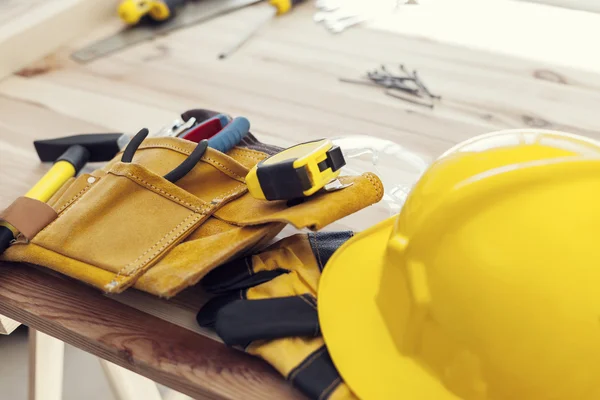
[72,0,263,63]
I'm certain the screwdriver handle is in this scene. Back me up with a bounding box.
[208,117,250,153]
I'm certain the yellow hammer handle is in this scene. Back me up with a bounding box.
[0,160,77,252]
[24,161,76,203]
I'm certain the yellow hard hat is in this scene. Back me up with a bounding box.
[319,129,600,400]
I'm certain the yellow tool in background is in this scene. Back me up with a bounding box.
[246,138,346,201]
[218,0,305,59]
[118,0,186,25]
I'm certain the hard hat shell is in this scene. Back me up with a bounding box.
[319,129,600,400]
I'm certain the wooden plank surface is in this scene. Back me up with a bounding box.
[0,262,303,400]
[0,0,116,80]
[1,1,600,398]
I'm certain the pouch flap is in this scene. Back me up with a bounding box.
[215,173,384,230]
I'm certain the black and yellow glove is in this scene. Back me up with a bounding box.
[197,232,357,400]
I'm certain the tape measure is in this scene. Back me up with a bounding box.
[246,139,346,201]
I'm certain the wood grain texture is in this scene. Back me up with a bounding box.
[0,0,116,80]
[0,263,304,400]
[1,2,600,398]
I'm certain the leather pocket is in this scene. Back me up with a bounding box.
[214,173,384,230]
[33,162,209,292]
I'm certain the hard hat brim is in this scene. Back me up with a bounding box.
[318,217,459,400]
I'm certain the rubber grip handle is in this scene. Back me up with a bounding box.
[181,114,231,143]
[208,117,250,153]
[163,140,208,183]
[0,225,15,255]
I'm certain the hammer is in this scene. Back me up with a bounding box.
[0,133,130,253]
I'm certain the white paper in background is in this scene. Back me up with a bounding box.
[314,0,412,33]
[365,0,600,74]
[0,0,58,24]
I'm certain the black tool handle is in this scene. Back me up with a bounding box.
[121,128,149,163]
[0,225,14,255]
[164,140,208,183]
[58,145,91,175]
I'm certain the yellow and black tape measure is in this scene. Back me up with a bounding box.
[246,139,346,201]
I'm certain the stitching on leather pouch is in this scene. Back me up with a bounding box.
[39,182,95,234]
[210,183,247,203]
[138,143,191,155]
[364,173,383,199]
[203,157,244,180]
[229,148,266,161]
[298,294,317,310]
[119,212,202,276]
[136,143,246,180]
[57,183,93,213]
[126,173,210,214]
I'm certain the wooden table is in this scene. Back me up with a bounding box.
[1,2,600,399]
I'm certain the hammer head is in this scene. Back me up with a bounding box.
[33,133,126,163]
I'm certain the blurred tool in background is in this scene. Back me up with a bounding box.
[341,64,440,108]
[72,0,262,62]
[118,0,187,25]
[219,0,305,59]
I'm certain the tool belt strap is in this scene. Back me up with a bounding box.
[0,197,58,240]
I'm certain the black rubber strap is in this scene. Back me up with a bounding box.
[212,295,320,346]
[196,292,242,328]
[288,346,344,400]
[0,225,15,254]
[307,231,354,271]
[201,256,289,294]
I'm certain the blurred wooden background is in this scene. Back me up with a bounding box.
[0,0,600,398]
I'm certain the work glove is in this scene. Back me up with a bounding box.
[2,125,383,298]
[197,232,358,400]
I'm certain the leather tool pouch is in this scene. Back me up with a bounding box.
[2,137,383,298]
